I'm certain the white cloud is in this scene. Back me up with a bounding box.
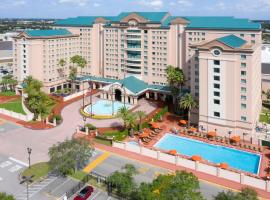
[93,2,100,7]
[177,0,193,7]
[0,0,27,8]
[58,0,90,7]
[235,0,270,12]
[216,2,226,10]
[139,0,164,9]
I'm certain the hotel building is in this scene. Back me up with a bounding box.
[12,12,262,141]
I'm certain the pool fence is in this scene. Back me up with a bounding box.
[112,141,270,192]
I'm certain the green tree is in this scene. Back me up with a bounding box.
[179,93,197,127]
[49,138,94,175]
[134,171,204,200]
[136,110,146,131]
[165,65,185,111]
[117,106,130,128]
[107,164,137,199]
[58,59,66,77]
[1,75,17,91]
[0,192,15,200]
[69,67,77,93]
[77,56,87,75]
[215,187,258,200]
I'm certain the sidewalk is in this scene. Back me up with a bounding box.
[94,142,270,199]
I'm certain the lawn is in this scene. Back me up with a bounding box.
[260,113,269,123]
[21,162,50,182]
[69,170,88,181]
[0,98,26,115]
[0,91,16,96]
[93,138,112,146]
[103,129,129,141]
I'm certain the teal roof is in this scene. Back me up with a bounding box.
[77,75,171,94]
[183,16,260,30]
[25,29,72,37]
[217,34,247,48]
[55,16,115,27]
[113,12,168,23]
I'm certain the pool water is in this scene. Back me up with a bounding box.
[154,134,261,174]
[84,99,132,116]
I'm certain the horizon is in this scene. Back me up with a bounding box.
[0,0,269,20]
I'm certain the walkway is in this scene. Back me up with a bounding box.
[83,152,110,173]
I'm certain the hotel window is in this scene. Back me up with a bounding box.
[240,34,244,37]
[241,95,247,100]
[241,116,247,121]
[241,103,247,109]
[214,91,220,97]
[241,79,246,84]
[214,99,220,105]
[240,54,246,60]
[214,60,220,65]
[214,83,220,89]
[241,87,246,92]
[214,112,220,117]
[214,68,220,73]
[214,76,220,81]
[241,71,246,76]
[241,63,246,68]
[251,34,255,38]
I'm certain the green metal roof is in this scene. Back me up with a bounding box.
[25,29,72,37]
[183,16,260,30]
[55,16,115,27]
[77,75,116,83]
[113,12,168,23]
[217,34,247,48]
[116,76,149,94]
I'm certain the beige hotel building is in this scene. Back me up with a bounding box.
[12,12,262,141]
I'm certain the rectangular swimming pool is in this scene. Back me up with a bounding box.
[154,134,261,174]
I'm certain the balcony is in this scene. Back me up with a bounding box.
[126,35,141,41]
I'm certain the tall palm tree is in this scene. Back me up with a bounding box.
[179,93,197,127]
[136,110,146,131]
[77,57,87,75]
[58,59,66,77]
[117,106,129,128]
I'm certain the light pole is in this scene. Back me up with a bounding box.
[20,175,34,200]
[243,132,248,143]
[90,81,93,116]
[82,80,85,108]
[27,147,32,169]
[228,130,232,144]
[83,116,86,127]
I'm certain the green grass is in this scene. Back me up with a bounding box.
[103,129,129,141]
[21,162,50,182]
[260,114,269,123]
[0,98,26,115]
[69,170,88,181]
[0,91,16,96]
[93,138,112,146]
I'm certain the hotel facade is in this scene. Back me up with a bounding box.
[12,12,262,142]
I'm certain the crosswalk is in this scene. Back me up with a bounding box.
[0,158,25,183]
[15,175,58,200]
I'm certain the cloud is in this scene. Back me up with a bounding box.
[235,0,270,12]
[58,0,90,7]
[0,0,27,8]
[139,0,164,9]
[177,0,193,7]
[93,2,100,7]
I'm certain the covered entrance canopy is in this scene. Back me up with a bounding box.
[76,75,172,104]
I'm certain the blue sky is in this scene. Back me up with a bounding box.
[0,0,269,19]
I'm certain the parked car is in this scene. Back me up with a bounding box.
[74,186,94,200]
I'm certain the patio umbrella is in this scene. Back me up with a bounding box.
[219,162,229,169]
[168,149,177,155]
[207,131,217,137]
[139,132,149,138]
[151,122,160,129]
[189,127,197,132]
[179,120,187,125]
[191,155,202,161]
[231,135,240,142]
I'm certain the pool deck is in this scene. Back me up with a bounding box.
[125,113,270,179]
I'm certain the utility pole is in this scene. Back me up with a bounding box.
[20,175,34,200]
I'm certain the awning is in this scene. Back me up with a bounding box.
[219,162,229,169]
[191,155,202,161]
[207,131,217,137]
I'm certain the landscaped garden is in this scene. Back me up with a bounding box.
[0,98,26,115]
[21,162,50,182]
[0,90,16,96]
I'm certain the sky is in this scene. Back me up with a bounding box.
[0,0,269,20]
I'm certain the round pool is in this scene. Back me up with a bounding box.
[84,99,132,117]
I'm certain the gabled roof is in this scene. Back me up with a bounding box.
[55,16,115,27]
[24,29,73,37]
[114,12,169,23]
[217,34,247,48]
[116,76,148,94]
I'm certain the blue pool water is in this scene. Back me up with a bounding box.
[84,99,132,116]
[155,134,261,174]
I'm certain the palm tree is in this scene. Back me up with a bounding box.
[117,106,129,128]
[58,59,66,77]
[77,57,87,75]
[179,93,197,127]
[69,67,77,93]
[136,110,146,131]
[126,113,137,136]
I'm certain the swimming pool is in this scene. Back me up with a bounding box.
[154,134,261,174]
[84,99,132,116]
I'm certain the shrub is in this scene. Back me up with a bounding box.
[54,114,62,122]
[153,106,168,122]
[55,89,62,95]
[85,123,96,130]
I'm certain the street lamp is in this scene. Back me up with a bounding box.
[89,81,93,116]
[20,175,34,200]
[27,147,32,169]
[83,116,86,127]
[243,132,248,143]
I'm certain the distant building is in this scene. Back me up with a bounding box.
[262,44,270,92]
[0,41,13,73]
[0,32,19,41]
[13,12,262,141]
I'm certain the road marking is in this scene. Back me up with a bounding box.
[0,160,12,168]
[8,164,22,173]
[50,178,71,194]
[89,191,101,200]
[83,152,110,173]
[9,157,28,166]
